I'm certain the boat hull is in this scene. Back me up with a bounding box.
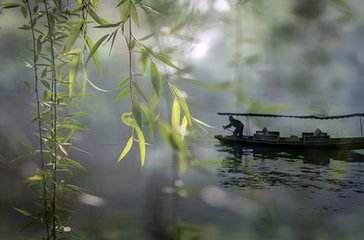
[215,135,364,150]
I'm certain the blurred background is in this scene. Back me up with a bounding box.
[1,0,364,239]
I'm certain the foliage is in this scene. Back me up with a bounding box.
[0,0,210,238]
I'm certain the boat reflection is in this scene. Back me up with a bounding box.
[215,144,364,192]
[216,144,364,166]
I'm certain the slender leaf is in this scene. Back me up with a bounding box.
[132,100,142,128]
[14,208,33,217]
[171,97,180,129]
[130,2,139,27]
[139,33,155,41]
[85,34,109,76]
[118,136,133,162]
[116,76,130,89]
[134,123,146,166]
[170,84,192,127]
[89,9,109,25]
[0,2,20,9]
[150,62,161,96]
[69,54,80,97]
[114,87,130,102]
[20,5,27,18]
[65,23,82,51]
[119,1,130,22]
[87,79,112,92]
[81,65,87,97]
[94,22,121,28]
[121,112,134,127]
[140,47,148,73]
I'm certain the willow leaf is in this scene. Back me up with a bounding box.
[65,158,87,172]
[65,23,82,51]
[121,112,134,127]
[89,9,109,25]
[118,136,133,162]
[171,97,180,130]
[170,84,192,127]
[139,33,155,41]
[130,2,139,27]
[181,116,188,141]
[119,1,130,22]
[14,208,33,217]
[81,65,87,97]
[69,54,80,97]
[132,100,142,128]
[0,2,20,9]
[134,124,146,166]
[150,62,161,96]
[141,47,148,73]
[116,76,130,89]
[94,22,121,28]
[86,34,109,76]
[91,0,99,11]
[87,79,112,92]
[115,87,130,102]
[155,54,179,70]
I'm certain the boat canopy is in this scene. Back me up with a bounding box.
[217,112,364,120]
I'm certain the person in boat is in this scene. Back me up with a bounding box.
[314,128,322,136]
[223,116,244,137]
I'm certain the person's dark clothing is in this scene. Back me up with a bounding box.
[223,116,244,137]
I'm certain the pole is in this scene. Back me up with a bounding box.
[360,117,363,137]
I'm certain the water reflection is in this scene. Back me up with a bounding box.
[216,144,364,196]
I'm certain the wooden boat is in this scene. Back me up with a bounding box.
[215,113,364,150]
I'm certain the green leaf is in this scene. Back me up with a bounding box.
[36,36,42,54]
[130,2,140,27]
[170,84,192,127]
[86,34,108,64]
[87,79,112,92]
[121,112,134,127]
[0,2,21,9]
[140,47,148,73]
[134,123,146,166]
[94,22,122,28]
[171,97,180,129]
[150,62,161,96]
[81,65,87,97]
[89,9,110,25]
[14,208,33,217]
[133,82,148,102]
[69,54,80,97]
[109,29,119,55]
[23,81,32,91]
[65,23,82,51]
[132,100,142,128]
[119,1,130,22]
[155,54,179,70]
[116,76,130,89]
[181,116,188,140]
[192,117,214,132]
[114,87,130,102]
[86,35,108,76]
[20,5,27,18]
[139,33,155,41]
[118,136,133,162]
[91,0,99,11]
[64,158,87,172]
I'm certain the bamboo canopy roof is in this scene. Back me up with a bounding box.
[217,112,364,120]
